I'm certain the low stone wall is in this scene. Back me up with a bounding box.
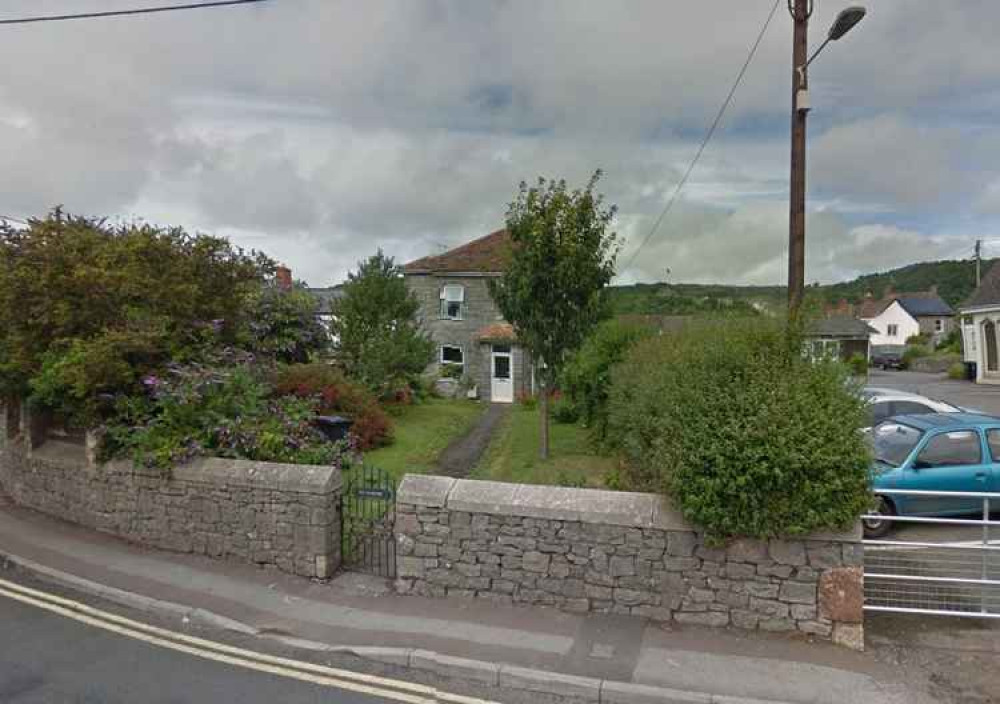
[0,403,342,579]
[395,475,864,649]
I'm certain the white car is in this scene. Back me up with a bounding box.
[862,386,962,429]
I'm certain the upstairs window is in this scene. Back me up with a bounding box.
[935,319,943,332]
[440,285,465,320]
[887,324,899,337]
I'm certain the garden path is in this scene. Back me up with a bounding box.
[435,403,509,477]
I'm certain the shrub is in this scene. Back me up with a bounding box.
[560,319,651,444]
[550,396,580,424]
[905,333,930,346]
[847,352,868,377]
[516,391,537,409]
[902,344,931,367]
[102,362,352,470]
[606,317,871,541]
[272,363,392,450]
[240,282,329,364]
[948,362,967,380]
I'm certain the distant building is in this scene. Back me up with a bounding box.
[403,229,532,403]
[805,316,877,362]
[959,262,1000,384]
[857,287,955,347]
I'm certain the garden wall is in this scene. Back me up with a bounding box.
[0,402,342,579]
[395,475,865,649]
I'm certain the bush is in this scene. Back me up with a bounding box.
[550,396,580,424]
[847,353,868,377]
[606,317,871,541]
[948,362,967,380]
[516,391,537,409]
[272,363,392,450]
[905,333,930,346]
[902,344,931,367]
[560,319,651,444]
[102,362,352,470]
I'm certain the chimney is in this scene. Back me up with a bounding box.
[275,264,293,291]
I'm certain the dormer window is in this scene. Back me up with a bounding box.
[440,285,465,320]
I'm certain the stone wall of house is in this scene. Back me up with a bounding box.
[406,273,533,401]
[0,402,342,579]
[395,475,865,649]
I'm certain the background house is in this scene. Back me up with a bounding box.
[805,316,876,362]
[857,287,955,347]
[403,230,532,403]
[960,262,1000,384]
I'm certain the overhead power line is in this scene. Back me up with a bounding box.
[622,0,782,274]
[0,0,269,26]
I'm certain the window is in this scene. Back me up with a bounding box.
[987,429,1000,462]
[440,345,464,373]
[887,324,899,337]
[935,319,943,332]
[806,340,839,361]
[869,401,891,427]
[891,401,935,417]
[872,422,923,467]
[915,431,981,468]
[439,285,465,320]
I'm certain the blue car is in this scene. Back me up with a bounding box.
[866,413,1000,537]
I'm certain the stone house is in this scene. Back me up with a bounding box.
[857,287,955,347]
[403,229,533,403]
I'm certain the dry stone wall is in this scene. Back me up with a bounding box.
[395,475,864,649]
[0,403,342,579]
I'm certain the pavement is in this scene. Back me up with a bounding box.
[0,499,942,704]
[437,403,509,477]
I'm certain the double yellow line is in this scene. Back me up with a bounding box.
[0,576,499,704]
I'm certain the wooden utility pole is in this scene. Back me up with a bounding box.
[788,0,810,317]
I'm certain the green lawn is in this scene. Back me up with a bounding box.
[472,404,617,488]
[363,398,485,481]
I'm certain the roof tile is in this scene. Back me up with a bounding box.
[404,229,511,274]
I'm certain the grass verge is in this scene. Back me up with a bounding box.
[472,403,616,488]
[364,398,485,481]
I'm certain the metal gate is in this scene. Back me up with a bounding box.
[863,489,1000,618]
[341,465,396,578]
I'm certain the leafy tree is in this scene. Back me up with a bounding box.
[490,171,619,458]
[0,209,270,423]
[331,250,433,397]
[241,280,329,364]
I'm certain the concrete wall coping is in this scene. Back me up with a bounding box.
[398,474,861,542]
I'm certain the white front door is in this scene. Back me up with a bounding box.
[490,345,514,403]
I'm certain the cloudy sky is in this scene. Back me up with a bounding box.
[0,0,997,287]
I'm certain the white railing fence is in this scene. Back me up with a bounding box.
[863,489,1000,618]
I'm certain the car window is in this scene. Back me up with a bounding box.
[915,431,982,468]
[987,429,1000,462]
[891,401,935,416]
[872,422,923,467]
[870,401,891,426]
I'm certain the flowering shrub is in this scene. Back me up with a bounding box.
[272,364,393,450]
[102,361,355,471]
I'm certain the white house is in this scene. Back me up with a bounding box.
[959,263,1000,384]
[857,288,955,347]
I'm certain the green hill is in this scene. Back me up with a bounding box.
[608,258,992,316]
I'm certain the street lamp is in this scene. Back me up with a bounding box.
[787,3,866,317]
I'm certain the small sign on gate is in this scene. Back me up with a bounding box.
[356,487,393,500]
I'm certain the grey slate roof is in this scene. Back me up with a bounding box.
[894,295,953,317]
[808,316,877,338]
[964,262,1000,309]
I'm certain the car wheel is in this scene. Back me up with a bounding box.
[863,496,895,539]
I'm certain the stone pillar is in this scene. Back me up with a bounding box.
[85,428,105,469]
[22,401,49,452]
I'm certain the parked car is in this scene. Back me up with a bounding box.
[870,345,905,370]
[865,413,999,537]
[861,386,962,431]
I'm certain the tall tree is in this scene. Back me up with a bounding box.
[331,250,433,396]
[490,171,619,458]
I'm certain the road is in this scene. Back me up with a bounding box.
[0,578,420,704]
